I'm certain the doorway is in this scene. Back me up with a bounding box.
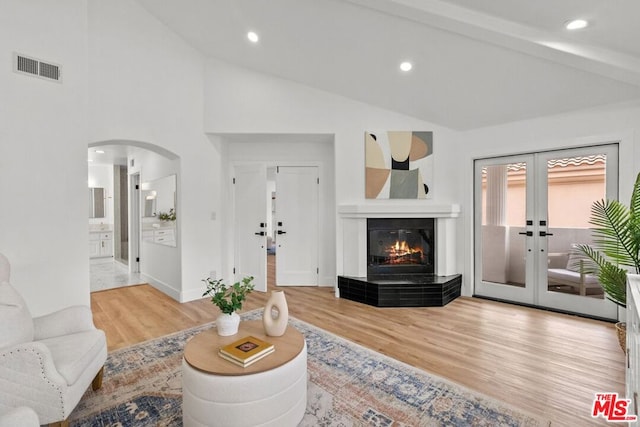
[474,144,619,320]
[233,164,320,291]
[114,165,129,265]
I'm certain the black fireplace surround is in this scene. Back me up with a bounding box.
[338,217,461,307]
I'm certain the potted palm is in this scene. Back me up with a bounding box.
[575,171,640,352]
[202,276,254,336]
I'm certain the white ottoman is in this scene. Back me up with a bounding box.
[182,321,307,427]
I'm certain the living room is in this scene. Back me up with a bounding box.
[2,0,640,425]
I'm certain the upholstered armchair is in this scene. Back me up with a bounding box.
[0,406,40,427]
[0,253,107,427]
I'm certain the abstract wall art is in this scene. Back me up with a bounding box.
[365,131,433,199]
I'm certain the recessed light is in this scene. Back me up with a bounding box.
[247,31,259,43]
[95,150,105,154]
[565,19,588,30]
[88,159,93,162]
[400,62,413,72]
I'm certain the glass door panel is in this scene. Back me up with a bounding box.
[475,144,619,320]
[474,155,535,304]
[536,146,618,319]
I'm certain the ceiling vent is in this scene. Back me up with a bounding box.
[13,53,62,83]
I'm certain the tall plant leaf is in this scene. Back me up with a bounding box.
[577,171,640,307]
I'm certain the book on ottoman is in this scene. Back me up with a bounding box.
[219,335,275,367]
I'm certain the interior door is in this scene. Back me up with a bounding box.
[275,166,319,286]
[234,164,267,292]
[474,145,619,320]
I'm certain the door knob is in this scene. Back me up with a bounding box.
[255,231,265,236]
[277,230,287,235]
[518,231,533,236]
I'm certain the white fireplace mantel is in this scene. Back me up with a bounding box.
[338,203,460,218]
[337,202,461,280]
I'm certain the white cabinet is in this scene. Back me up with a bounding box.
[142,225,176,247]
[89,231,113,258]
[626,274,640,417]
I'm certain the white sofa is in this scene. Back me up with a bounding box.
[0,253,107,426]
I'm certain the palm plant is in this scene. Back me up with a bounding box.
[574,172,640,308]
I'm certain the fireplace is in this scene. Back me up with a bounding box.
[337,207,462,308]
[367,218,434,277]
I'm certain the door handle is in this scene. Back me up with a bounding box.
[254,231,265,236]
[277,230,287,235]
[518,231,533,236]
[539,231,554,237]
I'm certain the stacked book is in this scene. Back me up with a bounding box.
[219,336,275,367]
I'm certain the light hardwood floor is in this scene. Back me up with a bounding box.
[91,255,624,426]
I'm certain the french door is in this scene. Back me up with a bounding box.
[233,164,319,290]
[233,164,268,292]
[275,166,319,286]
[474,144,619,320]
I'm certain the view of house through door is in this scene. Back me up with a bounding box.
[474,144,619,320]
[114,165,129,265]
[234,164,319,291]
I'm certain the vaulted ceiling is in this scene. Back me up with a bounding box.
[134,0,640,130]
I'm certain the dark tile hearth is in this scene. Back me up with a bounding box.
[338,274,462,307]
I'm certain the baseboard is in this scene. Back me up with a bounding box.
[180,286,206,303]
[140,273,181,301]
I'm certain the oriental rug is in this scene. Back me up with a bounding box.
[69,310,548,426]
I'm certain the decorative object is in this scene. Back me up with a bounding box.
[158,208,176,222]
[68,311,548,426]
[215,312,240,337]
[202,276,254,336]
[218,335,275,367]
[575,171,640,353]
[365,131,433,199]
[263,290,289,336]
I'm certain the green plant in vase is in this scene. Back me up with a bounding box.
[202,276,254,336]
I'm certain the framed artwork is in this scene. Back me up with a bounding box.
[365,131,433,199]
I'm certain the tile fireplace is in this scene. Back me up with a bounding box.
[337,204,462,307]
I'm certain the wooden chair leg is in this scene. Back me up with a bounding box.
[92,366,104,391]
[48,420,69,427]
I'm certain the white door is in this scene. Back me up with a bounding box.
[474,145,619,320]
[275,166,319,286]
[234,165,267,292]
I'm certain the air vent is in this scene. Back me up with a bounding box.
[13,53,62,83]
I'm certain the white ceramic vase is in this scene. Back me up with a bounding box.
[216,312,240,336]
[263,290,289,336]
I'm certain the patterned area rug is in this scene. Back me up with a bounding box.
[70,310,548,426]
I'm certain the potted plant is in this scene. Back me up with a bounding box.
[158,208,176,222]
[202,276,254,336]
[575,171,640,352]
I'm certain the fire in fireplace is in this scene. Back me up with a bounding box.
[367,218,435,276]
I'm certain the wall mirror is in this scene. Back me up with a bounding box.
[88,187,105,218]
[141,174,177,247]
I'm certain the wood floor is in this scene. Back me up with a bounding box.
[91,255,625,426]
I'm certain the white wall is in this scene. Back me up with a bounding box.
[88,0,220,302]
[0,0,89,315]
[88,164,114,226]
[204,59,463,287]
[458,101,640,295]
